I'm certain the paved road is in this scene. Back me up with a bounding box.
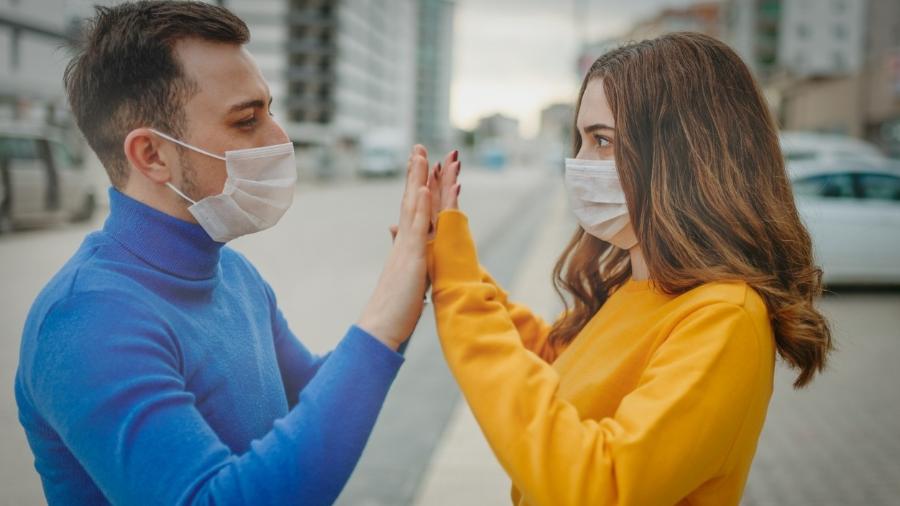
[0,167,553,505]
[336,170,555,506]
[742,288,900,505]
[2,167,898,505]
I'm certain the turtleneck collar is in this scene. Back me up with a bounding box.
[103,187,224,280]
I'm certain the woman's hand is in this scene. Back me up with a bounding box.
[429,148,461,217]
[357,146,433,351]
[388,147,462,242]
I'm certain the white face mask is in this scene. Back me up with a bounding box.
[564,158,638,250]
[151,129,297,243]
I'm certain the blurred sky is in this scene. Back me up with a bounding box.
[450,0,706,137]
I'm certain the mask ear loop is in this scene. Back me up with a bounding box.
[149,128,226,161]
[149,128,226,206]
[166,182,198,206]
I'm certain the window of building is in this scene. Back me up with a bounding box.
[833,51,845,70]
[10,27,21,69]
[834,24,846,39]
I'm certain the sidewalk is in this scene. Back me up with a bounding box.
[412,181,571,506]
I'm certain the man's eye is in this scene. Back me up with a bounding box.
[237,116,257,128]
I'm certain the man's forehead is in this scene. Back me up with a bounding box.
[174,39,269,111]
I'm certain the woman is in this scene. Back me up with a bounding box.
[421,32,833,505]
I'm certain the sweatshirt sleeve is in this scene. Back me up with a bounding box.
[22,291,403,506]
[426,242,555,361]
[429,209,770,506]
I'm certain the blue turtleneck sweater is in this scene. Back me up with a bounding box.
[15,188,404,505]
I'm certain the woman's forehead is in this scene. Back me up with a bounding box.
[577,79,615,130]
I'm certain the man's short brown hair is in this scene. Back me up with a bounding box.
[64,0,250,188]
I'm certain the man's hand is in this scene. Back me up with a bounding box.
[388,147,462,242]
[357,145,433,351]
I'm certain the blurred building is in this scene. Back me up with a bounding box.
[475,113,519,141]
[623,2,722,42]
[2,0,455,180]
[537,102,575,168]
[539,104,574,143]
[724,0,782,79]
[576,37,621,77]
[415,0,454,155]
[722,0,900,156]
[223,0,291,122]
[473,113,523,169]
[863,0,900,156]
[231,0,416,178]
[224,0,455,178]
[0,0,75,124]
[577,3,722,79]
[777,0,866,77]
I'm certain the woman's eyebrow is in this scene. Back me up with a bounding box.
[583,123,615,133]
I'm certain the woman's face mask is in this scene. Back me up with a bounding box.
[563,157,638,250]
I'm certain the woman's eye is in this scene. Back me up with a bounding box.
[593,134,611,148]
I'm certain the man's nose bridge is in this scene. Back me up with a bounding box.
[267,118,291,146]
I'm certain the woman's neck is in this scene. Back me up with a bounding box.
[629,245,650,281]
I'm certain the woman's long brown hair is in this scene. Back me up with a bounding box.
[547,32,832,388]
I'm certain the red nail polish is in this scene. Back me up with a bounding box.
[436,162,442,175]
[451,150,459,162]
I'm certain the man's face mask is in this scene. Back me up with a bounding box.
[151,129,297,243]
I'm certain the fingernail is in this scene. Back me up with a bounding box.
[456,184,461,196]
[456,161,461,175]
[436,162,442,175]
[451,150,458,162]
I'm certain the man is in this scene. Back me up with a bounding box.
[14,1,434,504]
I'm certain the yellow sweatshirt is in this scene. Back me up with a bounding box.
[426,210,775,506]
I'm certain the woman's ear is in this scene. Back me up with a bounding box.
[123,128,172,185]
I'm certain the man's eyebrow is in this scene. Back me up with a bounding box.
[227,96,273,113]
[583,123,615,133]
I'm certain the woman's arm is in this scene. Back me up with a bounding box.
[427,242,554,360]
[429,209,773,506]
[476,265,556,360]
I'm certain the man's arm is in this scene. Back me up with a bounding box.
[23,291,403,506]
[259,279,330,409]
[271,305,329,409]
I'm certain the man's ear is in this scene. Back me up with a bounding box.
[123,128,172,184]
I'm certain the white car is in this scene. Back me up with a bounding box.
[0,122,97,234]
[790,159,900,285]
[358,129,406,178]
[781,131,885,164]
